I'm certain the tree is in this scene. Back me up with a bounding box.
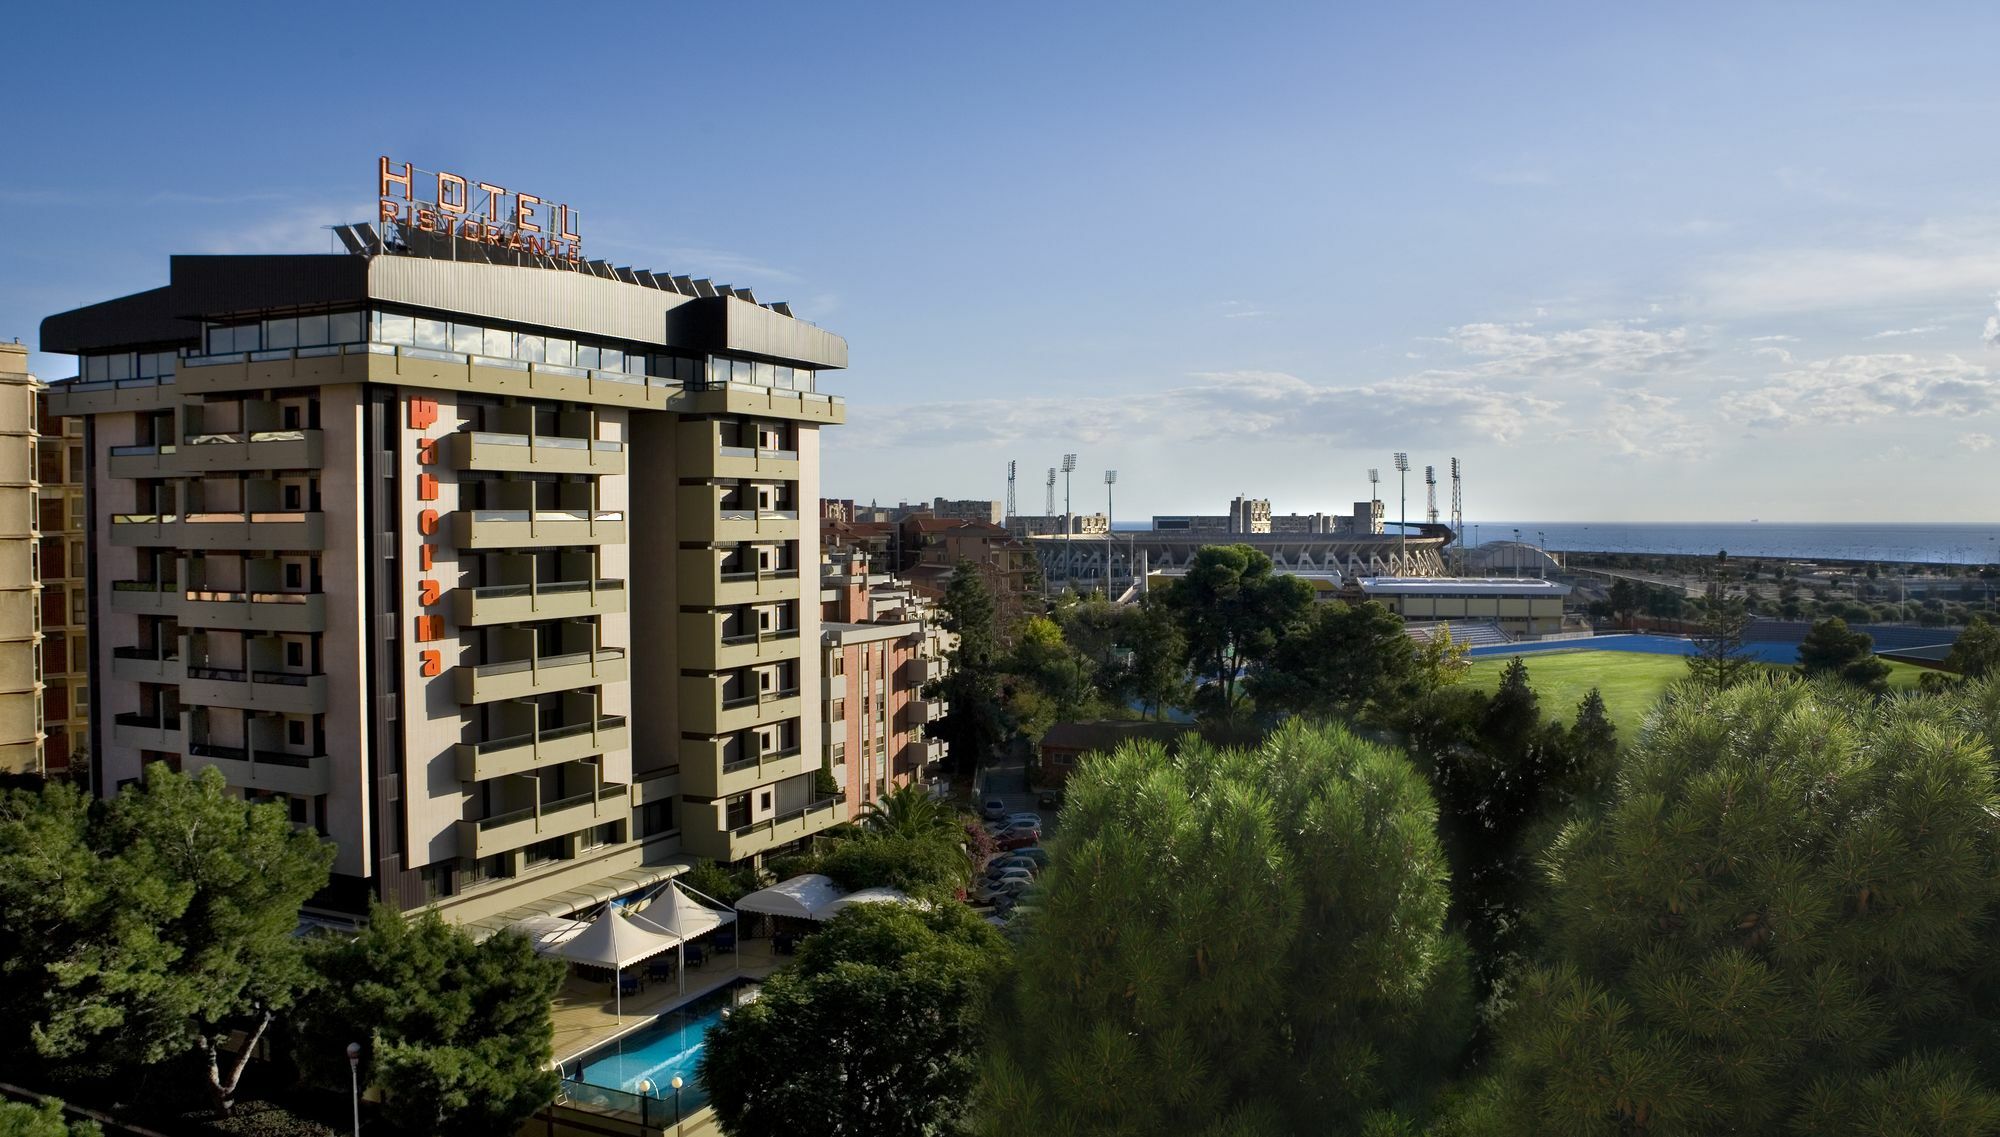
[1606,578,1639,625]
[1412,623,1472,694]
[1122,591,1191,719]
[1485,680,2000,1134]
[1561,688,1618,804]
[1252,599,1417,723]
[701,903,1007,1137]
[858,781,957,841]
[1165,544,1315,714]
[0,764,334,1113]
[978,720,1470,1135]
[1797,616,1891,691]
[1948,614,2000,679]
[0,1100,101,1137]
[1684,583,1754,687]
[820,830,973,902]
[936,561,1006,771]
[294,902,563,1137]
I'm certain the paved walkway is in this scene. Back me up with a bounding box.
[550,938,782,1065]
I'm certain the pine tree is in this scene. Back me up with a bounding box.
[1685,583,1754,688]
[1485,680,2000,1134]
[937,560,1005,772]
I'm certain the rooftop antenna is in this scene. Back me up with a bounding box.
[1104,470,1117,597]
[1393,452,1411,573]
[1425,465,1439,525]
[1005,460,1018,528]
[1449,458,1465,571]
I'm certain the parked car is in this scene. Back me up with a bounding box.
[986,866,1035,887]
[982,876,1035,900]
[980,799,1008,820]
[996,828,1042,851]
[986,855,1040,876]
[1037,789,1060,808]
[1008,846,1051,867]
[987,821,1039,841]
[1005,812,1042,827]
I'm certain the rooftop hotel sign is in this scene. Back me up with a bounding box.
[377,156,583,264]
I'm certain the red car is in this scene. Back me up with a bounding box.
[996,828,1042,851]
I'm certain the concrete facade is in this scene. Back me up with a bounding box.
[36,389,86,777]
[0,343,42,776]
[1358,577,1571,637]
[43,246,846,925]
[819,551,949,814]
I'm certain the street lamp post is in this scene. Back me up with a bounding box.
[672,1075,685,1124]
[346,1042,361,1137]
[638,1079,652,1130]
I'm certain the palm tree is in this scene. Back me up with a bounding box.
[858,782,957,840]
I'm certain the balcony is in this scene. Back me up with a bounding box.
[675,382,846,426]
[680,795,842,862]
[46,375,177,416]
[678,616,803,672]
[111,646,184,683]
[675,487,801,544]
[444,431,626,476]
[679,427,802,482]
[457,783,628,860]
[926,737,948,764]
[180,666,328,714]
[682,568,802,608]
[908,657,946,685]
[180,590,325,633]
[453,646,627,705]
[108,443,176,479]
[456,715,630,781]
[451,509,625,550]
[677,741,813,799]
[176,430,323,472]
[111,512,325,551]
[184,743,331,796]
[111,710,181,751]
[453,579,625,627]
[679,679,802,736]
[110,579,182,616]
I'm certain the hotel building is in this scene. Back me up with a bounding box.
[42,243,847,925]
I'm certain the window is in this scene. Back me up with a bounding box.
[287,719,307,747]
[285,641,304,669]
[639,799,678,837]
[284,562,304,590]
[413,317,449,350]
[70,590,86,626]
[522,836,566,867]
[375,311,414,345]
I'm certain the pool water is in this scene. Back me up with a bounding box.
[570,980,755,1113]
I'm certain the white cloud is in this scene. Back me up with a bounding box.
[1962,432,1995,452]
[1694,219,2000,317]
[1867,325,1944,339]
[1719,353,2000,429]
[1748,334,1798,342]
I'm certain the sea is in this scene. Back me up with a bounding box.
[1464,522,1998,566]
[1108,521,2000,565]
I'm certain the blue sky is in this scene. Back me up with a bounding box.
[8,2,2000,522]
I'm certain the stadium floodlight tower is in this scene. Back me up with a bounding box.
[1061,453,1078,588]
[1005,460,1018,529]
[1044,467,1056,517]
[1425,465,1439,525]
[1393,452,1410,572]
[1367,468,1381,535]
[1104,469,1117,597]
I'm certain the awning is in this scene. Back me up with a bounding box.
[461,854,699,942]
[819,886,914,918]
[551,907,682,970]
[628,882,736,942]
[511,915,588,954]
[733,873,846,921]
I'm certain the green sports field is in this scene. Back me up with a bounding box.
[1463,650,1929,742]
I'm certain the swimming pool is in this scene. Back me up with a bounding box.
[1465,633,1805,664]
[566,979,758,1116]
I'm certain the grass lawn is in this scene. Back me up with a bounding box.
[1464,650,1930,741]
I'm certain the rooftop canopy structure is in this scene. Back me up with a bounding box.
[551,906,684,1019]
[733,873,847,921]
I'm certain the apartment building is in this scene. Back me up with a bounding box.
[36,387,87,776]
[0,342,40,776]
[41,243,847,925]
[820,550,949,813]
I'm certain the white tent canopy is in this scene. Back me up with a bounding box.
[820,886,914,918]
[733,873,846,921]
[628,882,736,942]
[511,915,588,954]
[551,907,681,970]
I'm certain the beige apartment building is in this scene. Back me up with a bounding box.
[819,550,949,813]
[37,388,87,777]
[42,242,846,925]
[0,343,43,776]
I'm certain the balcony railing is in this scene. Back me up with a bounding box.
[458,715,630,781]
[455,578,625,625]
[454,646,627,703]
